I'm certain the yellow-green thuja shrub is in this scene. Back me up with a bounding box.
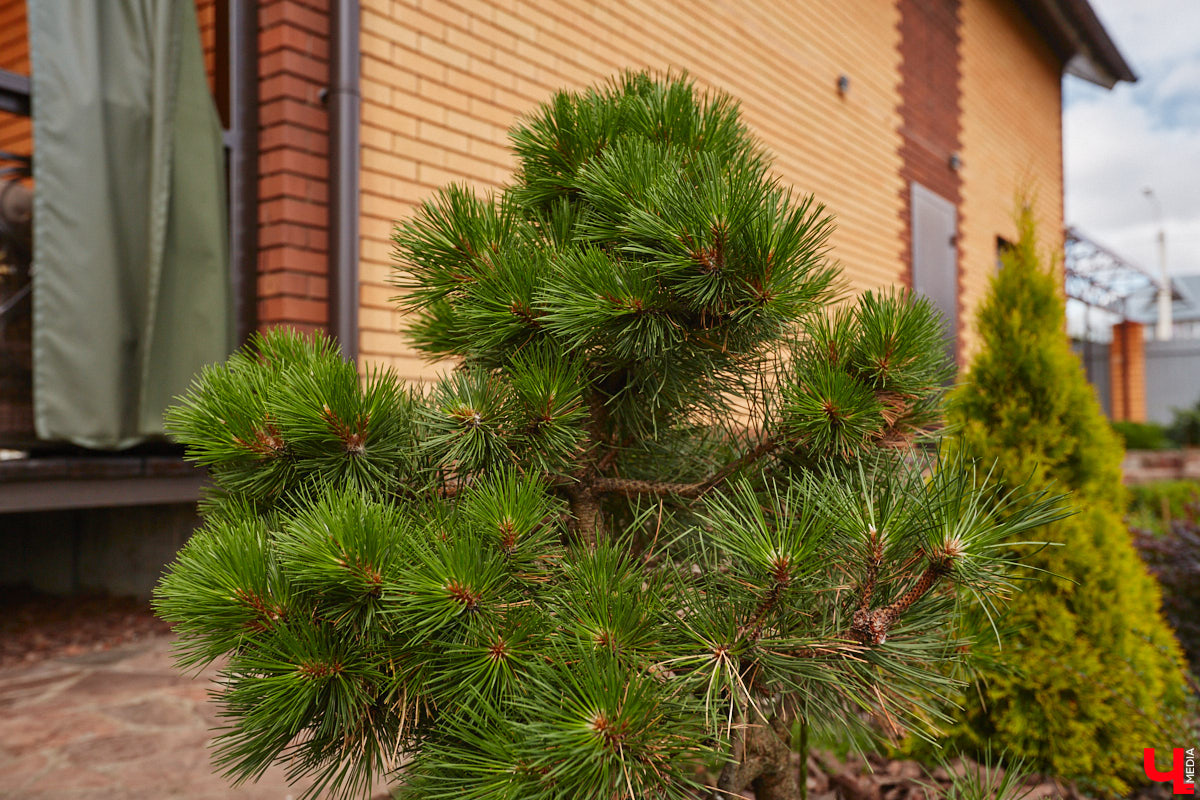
[943,205,1190,795]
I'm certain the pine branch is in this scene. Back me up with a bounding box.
[855,528,884,613]
[694,433,779,497]
[848,558,951,646]
[739,581,785,644]
[590,477,705,498]
[582,434,778,501]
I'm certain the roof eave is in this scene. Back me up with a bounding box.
[1065,54,1121,90]
[1021,0,1137,88]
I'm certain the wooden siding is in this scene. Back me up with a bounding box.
[958,0,1065,358]
[357,0,906,381]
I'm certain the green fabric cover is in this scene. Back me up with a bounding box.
[29,0,231,448]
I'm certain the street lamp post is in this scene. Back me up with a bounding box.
[1143,187,1171,341]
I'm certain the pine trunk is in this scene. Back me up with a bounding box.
[717,716,800,799]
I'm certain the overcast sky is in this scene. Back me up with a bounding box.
[1064,0,1200,276]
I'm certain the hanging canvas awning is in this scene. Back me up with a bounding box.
[28,0,231,449]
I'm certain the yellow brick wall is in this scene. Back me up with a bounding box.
[358,0,906,381]
[958,0,1065,359]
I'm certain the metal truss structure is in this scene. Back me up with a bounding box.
[1064,226,1168,316]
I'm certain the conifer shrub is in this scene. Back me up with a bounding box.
[155,74,1063,800]
[943,205,1191,794]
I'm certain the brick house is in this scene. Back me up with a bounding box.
[0,0,1131,593]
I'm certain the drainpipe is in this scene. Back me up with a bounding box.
[229,0,259,346]
[328,0,360,361]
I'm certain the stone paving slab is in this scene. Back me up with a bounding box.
[0,635,336,799]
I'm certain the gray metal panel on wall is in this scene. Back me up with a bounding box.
[911,182,958,354]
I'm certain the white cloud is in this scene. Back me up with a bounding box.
[1085,0,1200,71]
[1063,0,1200,277]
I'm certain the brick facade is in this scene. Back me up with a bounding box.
[256,0,332,333]
[897,0,963,277]
[0,0,30,159]
[0,0,32,442]
[0,0,1089,382]
[195,0,218,97]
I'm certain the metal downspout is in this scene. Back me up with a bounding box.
[229,0,259,346]
[329,0,360,361]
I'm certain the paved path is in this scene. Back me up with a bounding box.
[0,635,340,800]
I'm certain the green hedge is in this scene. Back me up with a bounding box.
[1127,480,1200,536]
[1169,399,1200,447]
[1111,420,1172,451]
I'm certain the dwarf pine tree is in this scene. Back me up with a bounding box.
[942,205,1191,794]
[155,74,1063,800]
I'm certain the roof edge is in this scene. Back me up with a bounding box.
[1023,0,1137,88]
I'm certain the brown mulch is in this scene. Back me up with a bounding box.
[804,750,1173,800]
[804,750,1072,800]
[0,587,170,670]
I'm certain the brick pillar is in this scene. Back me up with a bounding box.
[257,0,331,333]
[1110,320,1146,422]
